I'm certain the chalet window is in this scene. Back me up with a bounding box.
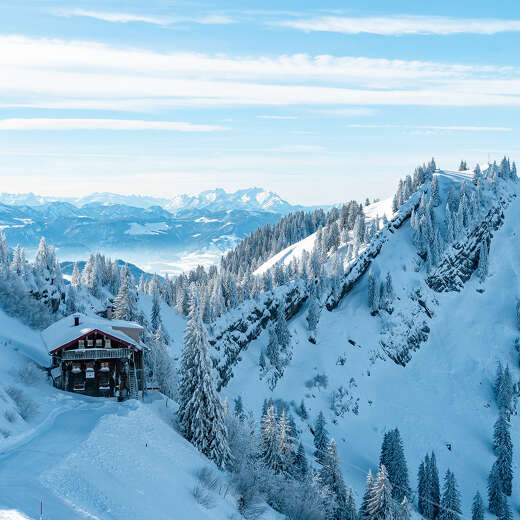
[99,361,110,372]
[85,361,95,379]
[105,339,111,348]
[87,339,93,347]
[96,339,102,347]
[73,382,85,391]
[71,362,82,374]
[78,340,85,348]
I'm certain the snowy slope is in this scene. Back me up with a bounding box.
[0,308,283,520]
[222,170,520,517]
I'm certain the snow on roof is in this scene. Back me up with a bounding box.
[41,313,143,354]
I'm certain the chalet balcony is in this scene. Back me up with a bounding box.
[62,348,130,361]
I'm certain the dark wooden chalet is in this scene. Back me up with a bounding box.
[43,314,145,399]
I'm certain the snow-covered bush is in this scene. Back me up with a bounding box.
[305,373,328,390]
[6,386,38,421]
[17,362,47,387]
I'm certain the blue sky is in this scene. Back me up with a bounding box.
[2,0,520,205]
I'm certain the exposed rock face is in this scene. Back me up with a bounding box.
[380,288,434,366]
[209,280,307,389]
[426,196,512,292]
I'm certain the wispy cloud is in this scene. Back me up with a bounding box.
[256,115,298,119]
[2,36,520,111]
[348,124,512,132]
[53,8,234,26]
[313,108,377,116]
[0,118,227,131]
[274,15,520,36]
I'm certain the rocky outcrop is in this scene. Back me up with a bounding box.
[426,196,512,292]
[210,280,307,389]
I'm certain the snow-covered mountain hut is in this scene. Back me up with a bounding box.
[42,313,145,399]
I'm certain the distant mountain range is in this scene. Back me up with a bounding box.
[0,188,313,274]
[0,187,303,215]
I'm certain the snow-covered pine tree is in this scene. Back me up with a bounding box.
[488,461,503,515]
[32,236,64,311]
[113,279,136,321]
[346,487,357,520]
[497,495,512,520]
[496,442,513,497]
[276,411,295,477]
[429,452,441,520]
[438,470,461,520]
[307,280,321,343]
[260,405,280,471]
[71,261,81,288]
[367,464,394,520]
[399,496,411,520]
[0,233,9,277]
[148,325,175,398]
[359,470,374,520]
[293,441,309,481]
[177,290,231,468]
[417,460,427,516]
[493,412,512,456]
[473,164,482,185]
[233,395,244,421]
[314,411,330,465]
[320,438,348,520]
[379,428,410,502]
[150,288,162,333]
[471,491,484,520]
[431,176,440,207]
[353,214,366,253]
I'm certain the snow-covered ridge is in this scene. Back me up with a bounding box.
[0,187,305,215]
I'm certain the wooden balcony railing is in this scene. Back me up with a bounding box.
[62,348,130,361]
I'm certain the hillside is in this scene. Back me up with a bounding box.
[213,168,520,516]
[0,304,284,520]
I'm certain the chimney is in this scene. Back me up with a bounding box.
[74,315,80,327]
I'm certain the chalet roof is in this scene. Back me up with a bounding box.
[42,313,144,354]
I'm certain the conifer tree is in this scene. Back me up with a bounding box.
[417,460,427,516]
[261,405,280,471]
[496,443,513,497]
[177,291,230,468]
[71,261,81,288]
[429,452,441,519]
[233,395,244,420]
[431,176,440,207]
[314,411,330,465]
[150,289,162,333]
[379,428,410,502]
[471,491,484,520]
[346,488,357,520]
[438,470,461,520]
[488,461,503,515]
[368,465,394,520]
[307,281,320,343]
[400,496,411,520]
[113,279,136,321]
[359,470,374,520]
[320,438,348,520]
[293,441,309,481]
[497,495,512,520]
